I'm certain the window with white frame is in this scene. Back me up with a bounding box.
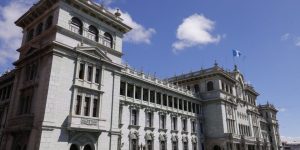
[172,116,177,130]
[79,63,85,80]
[183,141,188,150]
[87,66,93,82]
[160,114,166,129]
[131,109,138,126]
[74,92,99,117]
[191,120,196,133]
[84,96,91,116]
[182,118,187,131]
[146,112,153,127]
[77,62,102,84]
[172,141,178,150]
[131,139,138,150]
[160,141,166,150]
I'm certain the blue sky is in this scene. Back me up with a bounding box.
[0,0,299,139]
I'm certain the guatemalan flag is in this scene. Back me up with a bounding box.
[232,49,242,57]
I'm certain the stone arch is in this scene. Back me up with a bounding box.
[70,144,79,150]
[213,145,221,150]
[69,133,96,150]
[83,144,93,150]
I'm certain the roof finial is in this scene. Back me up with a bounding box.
[115,9,121,17]
[234,64,239,72]
[214,60,218,67]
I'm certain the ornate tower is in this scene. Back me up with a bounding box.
[1,0,131,150]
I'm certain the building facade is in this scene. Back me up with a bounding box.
[0,0,281,150]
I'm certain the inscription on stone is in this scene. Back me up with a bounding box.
[81,118,97,126]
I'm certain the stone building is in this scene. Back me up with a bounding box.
[0,0,282,150]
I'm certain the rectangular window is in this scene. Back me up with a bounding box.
[5,85,11,99]
[120,82,126,96]
[0,89,3,100]
[131,109,138,125]
[27,29,34,41]
[146,112,153,127]
[147,140,153,150]
[174,97,178,109]
[135,86,141,99]
[200,122,204,134]
[183,100,187,111]
[182,118,187,131]
[84,97,90,116]
[193,143,197,150]
[143,88,149,101]
[160,115,166,129]
[19,88,33,115]
[75,95,82,115]
[196,104,200,114]
[179,99,182,110]
[156,92,161,104]
[95,68,100,83]
[160,141,166,150]
[150,90,155,103]
[0,87,6,100]
[26,63,38,81]
[92,98,98,117]
[172,117,177,130]
[188,101,192,112]
[191,120,196,133]
[168,96,173,107]
[163,94,167,106]
[172,141,178,150]
[192,103,196,113]
[127,84,134,98]
[87,66,93,82]
[79,63,85,79]
[131,139,137,150]
[183,142,188,150]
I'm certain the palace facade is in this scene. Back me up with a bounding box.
[0,0,281,150]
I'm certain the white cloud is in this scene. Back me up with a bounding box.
[281,136,300,143]
[281,33,290,41]
[108,8,156,44]
[172,14,221,53]
[294,37,300,47]
[0,0,35,66]
[96,0,113,6]
[278,107,286,112]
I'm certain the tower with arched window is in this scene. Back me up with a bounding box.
[0,0,131,150]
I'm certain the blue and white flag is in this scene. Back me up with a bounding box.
[233,49,242,57]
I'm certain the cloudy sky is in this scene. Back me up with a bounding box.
[0,0,300,140]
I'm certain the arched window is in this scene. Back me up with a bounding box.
[207,81,214,91]
[213,145,221,150]
[45,15,53,29]
[104,32,113,48]
[36,23,43,36]
[71,17,83,35]
[88,25,98,42]
[194,84,200,93]
[83,145,92,150]
[70,144,79,150]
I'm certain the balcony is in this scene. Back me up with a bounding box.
[200,90,221,100]
[68,115,106,132]
[225,133,241,140]
[5,114,34,132]
[241,135,256,142]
